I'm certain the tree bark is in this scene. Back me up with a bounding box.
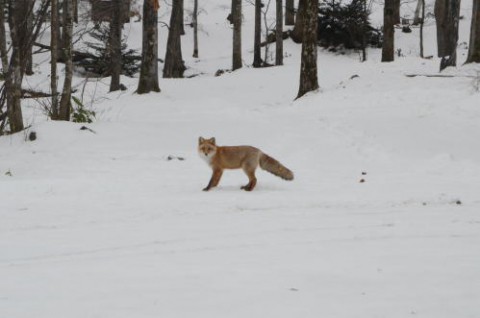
[466,0,480,63]
[232,0,242,70]
[2,0,49,132]
[435,0,461,71]
[26,8,34,75]
[51,0,59,118]
[290,0,305,43]
[420,0,425,57]
[361,0,368,62]
[58,0,73,120]
[192,0,199,57]
[179,0,185,35]
[0,0,9,73]
[296,0,318,99]
[253,0,262,67]
[137,0,160,93]
[285,0,294,26]
[382,0,395,62]
[164,0,186,78]
[73,0,78,23]
[275,0,283,65]
[393,0,400,24]
[109,0,123,91]
[413,0,423,25]
[61,0,68,60]
[230,0,236,23]
[6,0,25,132]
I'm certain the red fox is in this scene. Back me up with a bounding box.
[198,137,294,191]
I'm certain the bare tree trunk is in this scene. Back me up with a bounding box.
[6,0,25,132]
[262,0,271,64]
[61,0,68,60]
[192,0,199,57]
[297,0,318,99]
[230,0,236,23]
[0,0,7,132]
[2,0,49,132]
[137,0,160,93]
[290,0,305,43]
[285,0,294,25]
[164,0,186,78]
[382,0,395,62]
[253,0,262,67]
[420,0,425,57]
[51,0,59,118]
[275,0,283,65]
[109,0,123,91]
[57,0,62,58]
[73,0,78,23]
[26,9,34,75]
[180,0,185,35]
[232,0,242,70]
[435,0,461,71]
[413,0,423,25]
[393,0,400,24]
[0,0,9,73]
[361,0,368,62]
[58,0,72,120]
[466,0,480,63]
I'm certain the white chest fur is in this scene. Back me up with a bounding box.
[198,150,214,166]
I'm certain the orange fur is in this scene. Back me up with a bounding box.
[198,137,293,191]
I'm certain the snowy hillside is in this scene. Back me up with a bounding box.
[1,1,480,317]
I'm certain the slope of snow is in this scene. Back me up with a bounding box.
[1,1,479,317]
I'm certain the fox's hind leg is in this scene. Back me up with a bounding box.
[241,166,257,191]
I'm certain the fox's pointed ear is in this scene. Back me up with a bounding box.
[199,137,205,144]
[209,137,216,145]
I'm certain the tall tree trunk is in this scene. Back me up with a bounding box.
[413,0,423,25]
[232,0,242,70]
[58,0,72,121]
[420,0,425,57]
[393,0,400,24]
[0,0,9,73]
[109,0,123,91]
[297,0,318,99]
[230,0,236,23]
[382,0,395,62]
[6,0,25,132]
[137,0,160,93]
[192,0,199,57]
[275,0,283,65]
[285,0,294,25]
[26,9,34,75]
[56,0,62,59]
[2,0,49,131]
[179,0,185,35]
[51,0,59,119]
[466,0,480,63]
[73,0,78,23]
[61,0,68,60]
[164,0,186,78]
[361,0,368,62]
[290,0,305,43]
[253,0,262,67]
[435,0,461,71]
[262,1,270,64]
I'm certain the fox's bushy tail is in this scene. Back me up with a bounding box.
[259,153,294,181]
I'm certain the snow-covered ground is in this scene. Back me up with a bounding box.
[1,1,480,317]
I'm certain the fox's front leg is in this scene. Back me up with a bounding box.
[203,169,223,191]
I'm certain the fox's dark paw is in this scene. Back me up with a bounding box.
[202,187,210,191]
[241,185,253,191]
